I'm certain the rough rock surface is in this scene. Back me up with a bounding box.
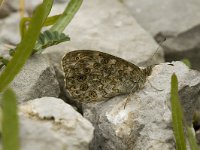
[0,13,21,44]
[122,0,200,36]
[0,0,17,18]
[81,61,200,150]
[19,97,94,150]
[45,0,164,68]
[10,54,60,103]
[162,32,200,71]
[44,0,165,106]
[122,0,200,71]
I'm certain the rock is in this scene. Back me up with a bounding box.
[0,0,18,18]
[196,129,200,146]
[0,13,21,44]
[122,0,200,71]
[10,54,60,103]
[45,0,164,68]
[122,0,200,36]
[19,97,94,150]
[44,0,164,107]
[161,28,200,70]
[81,61,200,150]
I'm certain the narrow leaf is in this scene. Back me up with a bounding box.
[187,127,199,150]
[0,0,4,6]
[170,73,187,150]
[2,88,19,150]
[0,0,53,92]
[181,59,191,68]
[20,15,61,38]
[50,0,83,32]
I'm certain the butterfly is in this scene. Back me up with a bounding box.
[61,50,152,103]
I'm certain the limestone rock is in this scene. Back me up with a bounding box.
[82,61,200,150]
[19,97,94,150]
[45,0,164,68]
[0,0,17,18]
[122,0,200,36]
[122,0,200,71]
[0,13,20,44]
[10,54,60,103]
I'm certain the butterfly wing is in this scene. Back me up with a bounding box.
[61,50,145,103]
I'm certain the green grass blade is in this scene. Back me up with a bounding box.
[170,73,187,150]
[19,17,31,38]
[181,58,191,68]
[187,127,199,150]
[2,88,19,150]
[50,0,83,32]
[20,15,61,38]
[43,15,61,26]
[0,0,53,92]
[0,0,4,6]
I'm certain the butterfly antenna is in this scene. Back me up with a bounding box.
[149,38,166,66]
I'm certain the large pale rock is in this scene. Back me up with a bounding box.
[122,0,200,71]
[0,13,20,44]
[82,62,200,150]
[0,0,17,18]
[44,0,164,107]
[19,97,94,150]
[45,0,164,68]
[162,30,200,70]
[122,0,200,36]
[10,54,60,103]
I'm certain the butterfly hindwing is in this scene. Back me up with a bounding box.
[61,50,149,103]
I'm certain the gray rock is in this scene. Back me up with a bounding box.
[0,0,18,18]
[82,61,200,150]
[122,0,200,36]
[196,129,200,146]
[161,27,200,70]
[0,13,20,45]
[46,0,164,67]
[44,0,165,106]
[0,13,21,44]
[19,97,94,150]
[122,0,200,71]
[10,54,60,103]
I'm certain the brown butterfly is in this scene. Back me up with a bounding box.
[61,50,152,103]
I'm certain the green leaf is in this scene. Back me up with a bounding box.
[2,88,19,150]
[181,59,191,68]
[170,73,187,150]
[0,0,53,92]
[50,0,83,32]
[187,127,199,150]
[0,0,4,6]
[20,15,61,38]
[33,30,70,53]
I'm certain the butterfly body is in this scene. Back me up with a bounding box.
[61,50,152,103]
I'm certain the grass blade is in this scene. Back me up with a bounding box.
[0,0,53,92]
[50,0,83,32]
[187,127,199,150]
[0,0,4,6]
[170,73,187,150]
[2,88,19,150]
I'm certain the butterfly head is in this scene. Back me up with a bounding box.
[142,65,153,78]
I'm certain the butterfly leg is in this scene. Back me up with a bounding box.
[123,93,133,109]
